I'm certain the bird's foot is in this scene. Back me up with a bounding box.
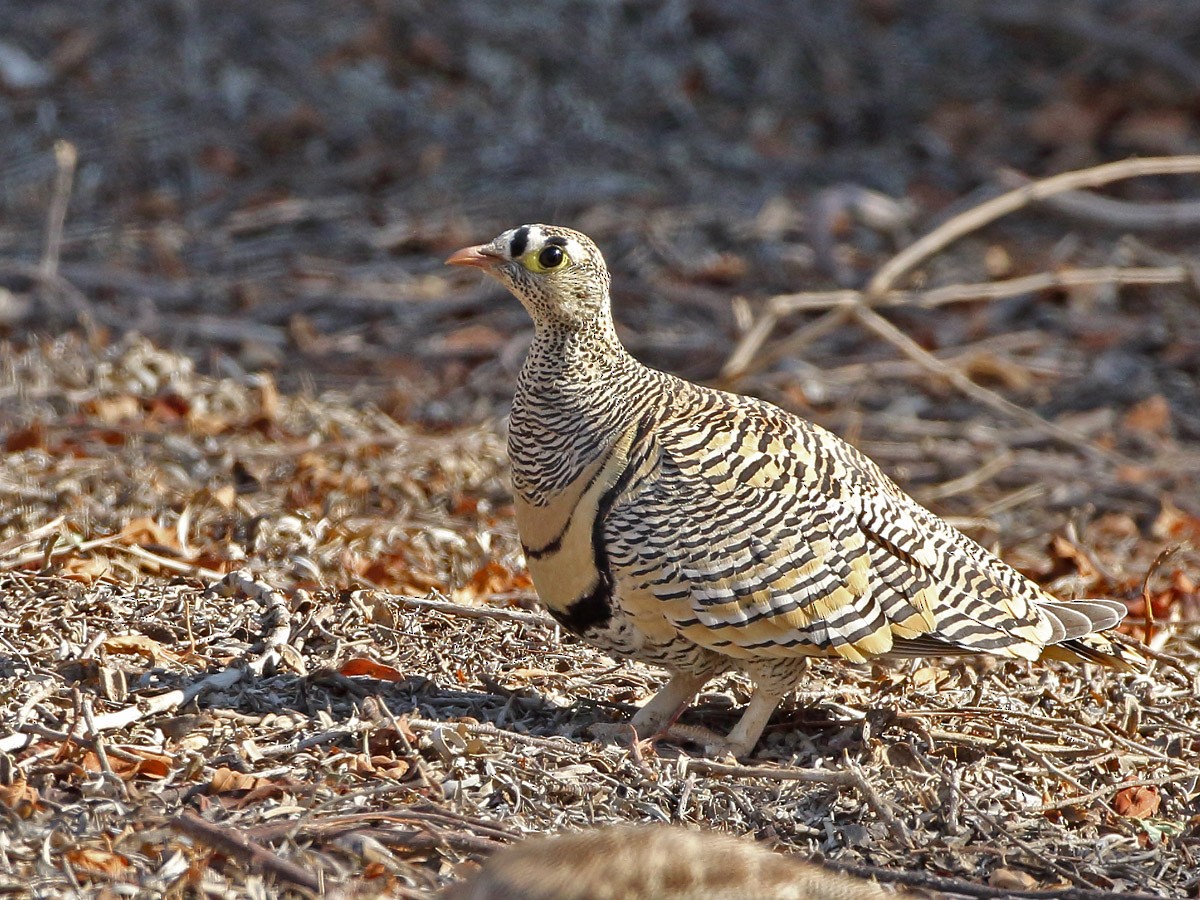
[661,723,750,761]
[587,721,639,746]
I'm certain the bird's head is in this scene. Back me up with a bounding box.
[446,224,612,327]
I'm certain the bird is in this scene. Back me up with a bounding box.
[440,825,896,900]
[446,224,1137,759]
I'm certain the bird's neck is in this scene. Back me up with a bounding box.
[521,312,635,391]
[510,313,656,504]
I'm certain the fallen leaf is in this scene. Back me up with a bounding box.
[104,633,182,665]
[82,747,173,781]
[340,657,404,681]
[1122,395,1172,436]
[451,560,532,604]
[989,867,1039,890]
[57,555,112,582]
[5,420,45,452]
[209,766,276,795]
[118,516,181,551]
[84,394,141,424]
[0,776,40,816]
[65,847,129,879]
[1048,534,1099,583]
[911,666,947,693]
[1113,785,1161,819]
[211,484,238,510]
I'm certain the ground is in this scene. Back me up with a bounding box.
[0,2,1199,897]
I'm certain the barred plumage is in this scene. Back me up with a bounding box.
[447,225,1138,758]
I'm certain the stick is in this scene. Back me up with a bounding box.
[40,141,76,281]
[851,305,1129,464]
[867,156,1200,296]
[173,810,322,894]
[721,307,849,381]
[765,266,1190,317]
[0,572,287,753]
[822,856,1170,900]
[684,756,913,848]
[999,171,1200,232]
[354,589,551,628]
[218,573,292,676]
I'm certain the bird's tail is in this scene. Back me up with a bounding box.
[1038,598,1145,671]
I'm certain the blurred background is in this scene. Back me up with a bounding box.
[1,1,1198,509]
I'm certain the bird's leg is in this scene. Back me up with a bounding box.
[628,670,710,734]
[699,686,786,759]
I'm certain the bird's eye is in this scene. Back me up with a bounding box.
[537,245,565,269]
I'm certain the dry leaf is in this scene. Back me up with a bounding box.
[989,867,1039,890]
[103,633,182,665]
[118,516,181,551]
[82,747,173,781]
[5,420,45,452]
[339,657,404,681]
[65,847,130,879]
[56,554,113,582]
[211,484,238,510]
[1048,534,1098,583]
[0,777,40,816]
[911,666,946,693]
[209,766,276,795]
[84,394,142,424]
[1153,500,1200,543]
[451,560,532,604]
[1113,785,1161,819]
[1122,395,1172,436]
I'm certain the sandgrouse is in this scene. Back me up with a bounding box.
[447,224,1134,759]
[440,825,894,900]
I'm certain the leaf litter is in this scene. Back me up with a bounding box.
[0,336,1197,897]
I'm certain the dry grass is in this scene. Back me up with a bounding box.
[0,337,1198,897]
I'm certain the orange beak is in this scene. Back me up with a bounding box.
[445,244,504,270]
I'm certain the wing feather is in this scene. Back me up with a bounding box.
[604,391,1123,663]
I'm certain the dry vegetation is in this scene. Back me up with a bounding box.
[1,1,1200,897]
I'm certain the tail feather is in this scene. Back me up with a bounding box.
[1042,598,1128,640]
[889,597,1145,671]
[1040,631,1145,671]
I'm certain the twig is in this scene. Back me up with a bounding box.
[78,694,129,802]
[1040,770,1200,812]
[1139,545,1184,647]
[823,856,1170,900]
[40,141,76,281]
[918,450,1014,503]
[684,757,856,784]
[172,810,322,894]
[115,542,225,580]
[999,171,1200,232]
[765,266,1190,317]
[960,788,1096,889]
[354,589,551,628]
[0,532,126,571]
[683,755,913,848]
[217,572,292,676]
[0,572,287,753]
[720,306,849,381]
[867,156,1200,296]
[852,305,1128,464]
[841,751,913,849]
[406,717,578,752]
[247,815,507,855]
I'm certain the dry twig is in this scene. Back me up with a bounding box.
[173,810,323,894]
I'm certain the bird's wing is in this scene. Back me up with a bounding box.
[606,393,1106,664]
